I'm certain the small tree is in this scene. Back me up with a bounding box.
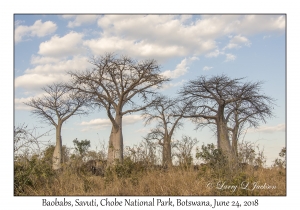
[24,83,88,170]
[73,138,91,158]
[237,141,266,167]
[143,95,187,167]
[196,143,227,168]
[175,135,199,168]
[125,139,160,165]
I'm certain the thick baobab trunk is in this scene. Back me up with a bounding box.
[53,122,63,170]
[216,105,234,162]
[162,135,172,167]
[107,114,123,165]
[217,120,232,156]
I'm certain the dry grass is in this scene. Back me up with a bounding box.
[17,166,286,196]
[14,140,286,196]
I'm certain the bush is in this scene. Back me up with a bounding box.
[237,141,266,168]
[196,143,228,169]
[175,135,198,168]
[273,147,286,168]
[14,125,54,195]
[14,153,55,195]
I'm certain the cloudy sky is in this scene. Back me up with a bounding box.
[14,14,285,165]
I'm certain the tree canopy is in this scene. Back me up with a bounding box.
[179,74,274,161]
[68,53,169,164]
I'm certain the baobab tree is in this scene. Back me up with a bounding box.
[225,81,274,156]
[179,75,274,161]
[68,53,169,165]
[143,95,187,167]
[24,83,88,170]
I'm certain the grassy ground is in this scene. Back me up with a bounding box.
[14,140,286,196]
[15,164,286,196]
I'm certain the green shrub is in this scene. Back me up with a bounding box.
[196,143,228,169]
[14,153,55,195]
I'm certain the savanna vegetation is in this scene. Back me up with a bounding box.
[14,53,286,196]
[13,126,286,196]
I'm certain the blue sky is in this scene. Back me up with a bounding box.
[14,14,285,166]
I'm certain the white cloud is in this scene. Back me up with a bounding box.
[81,118,111,127]
[93,15,220,60]
[161,57,198,79]
[233,35,251,46]
[83,36,188,62]
[124,115,143,124]
[25,56,91,74]
[38,32,85,57]
[15,15,285,94]
[31,55,60,65]
[180,15,193,23]
[205,49,222,58]
[14,20,25,27]
[249,124,285,133]
[80,115,143,131]
[15,20,57,43]
[190,56,199,61]
[15,73,70,90]
[15,97,34,110]
[225,53,236,62]
[184,15,284,38]
[15,30,91,90]
[161,79,186,90]
[15,15,282,65]
[135,128,150,133]
[161,58,189,79]
[203,66,213,71]
[63,15,99,28]
[81,115,143,126]
[223,35,251,49]
[236,15,285,35]
[15,56,92,89]
[15,92,48,110]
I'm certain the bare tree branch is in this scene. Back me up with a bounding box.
[67,53,169,164]
[178,74,275,161]
[24,82,89,170]
[142,95,188,166]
